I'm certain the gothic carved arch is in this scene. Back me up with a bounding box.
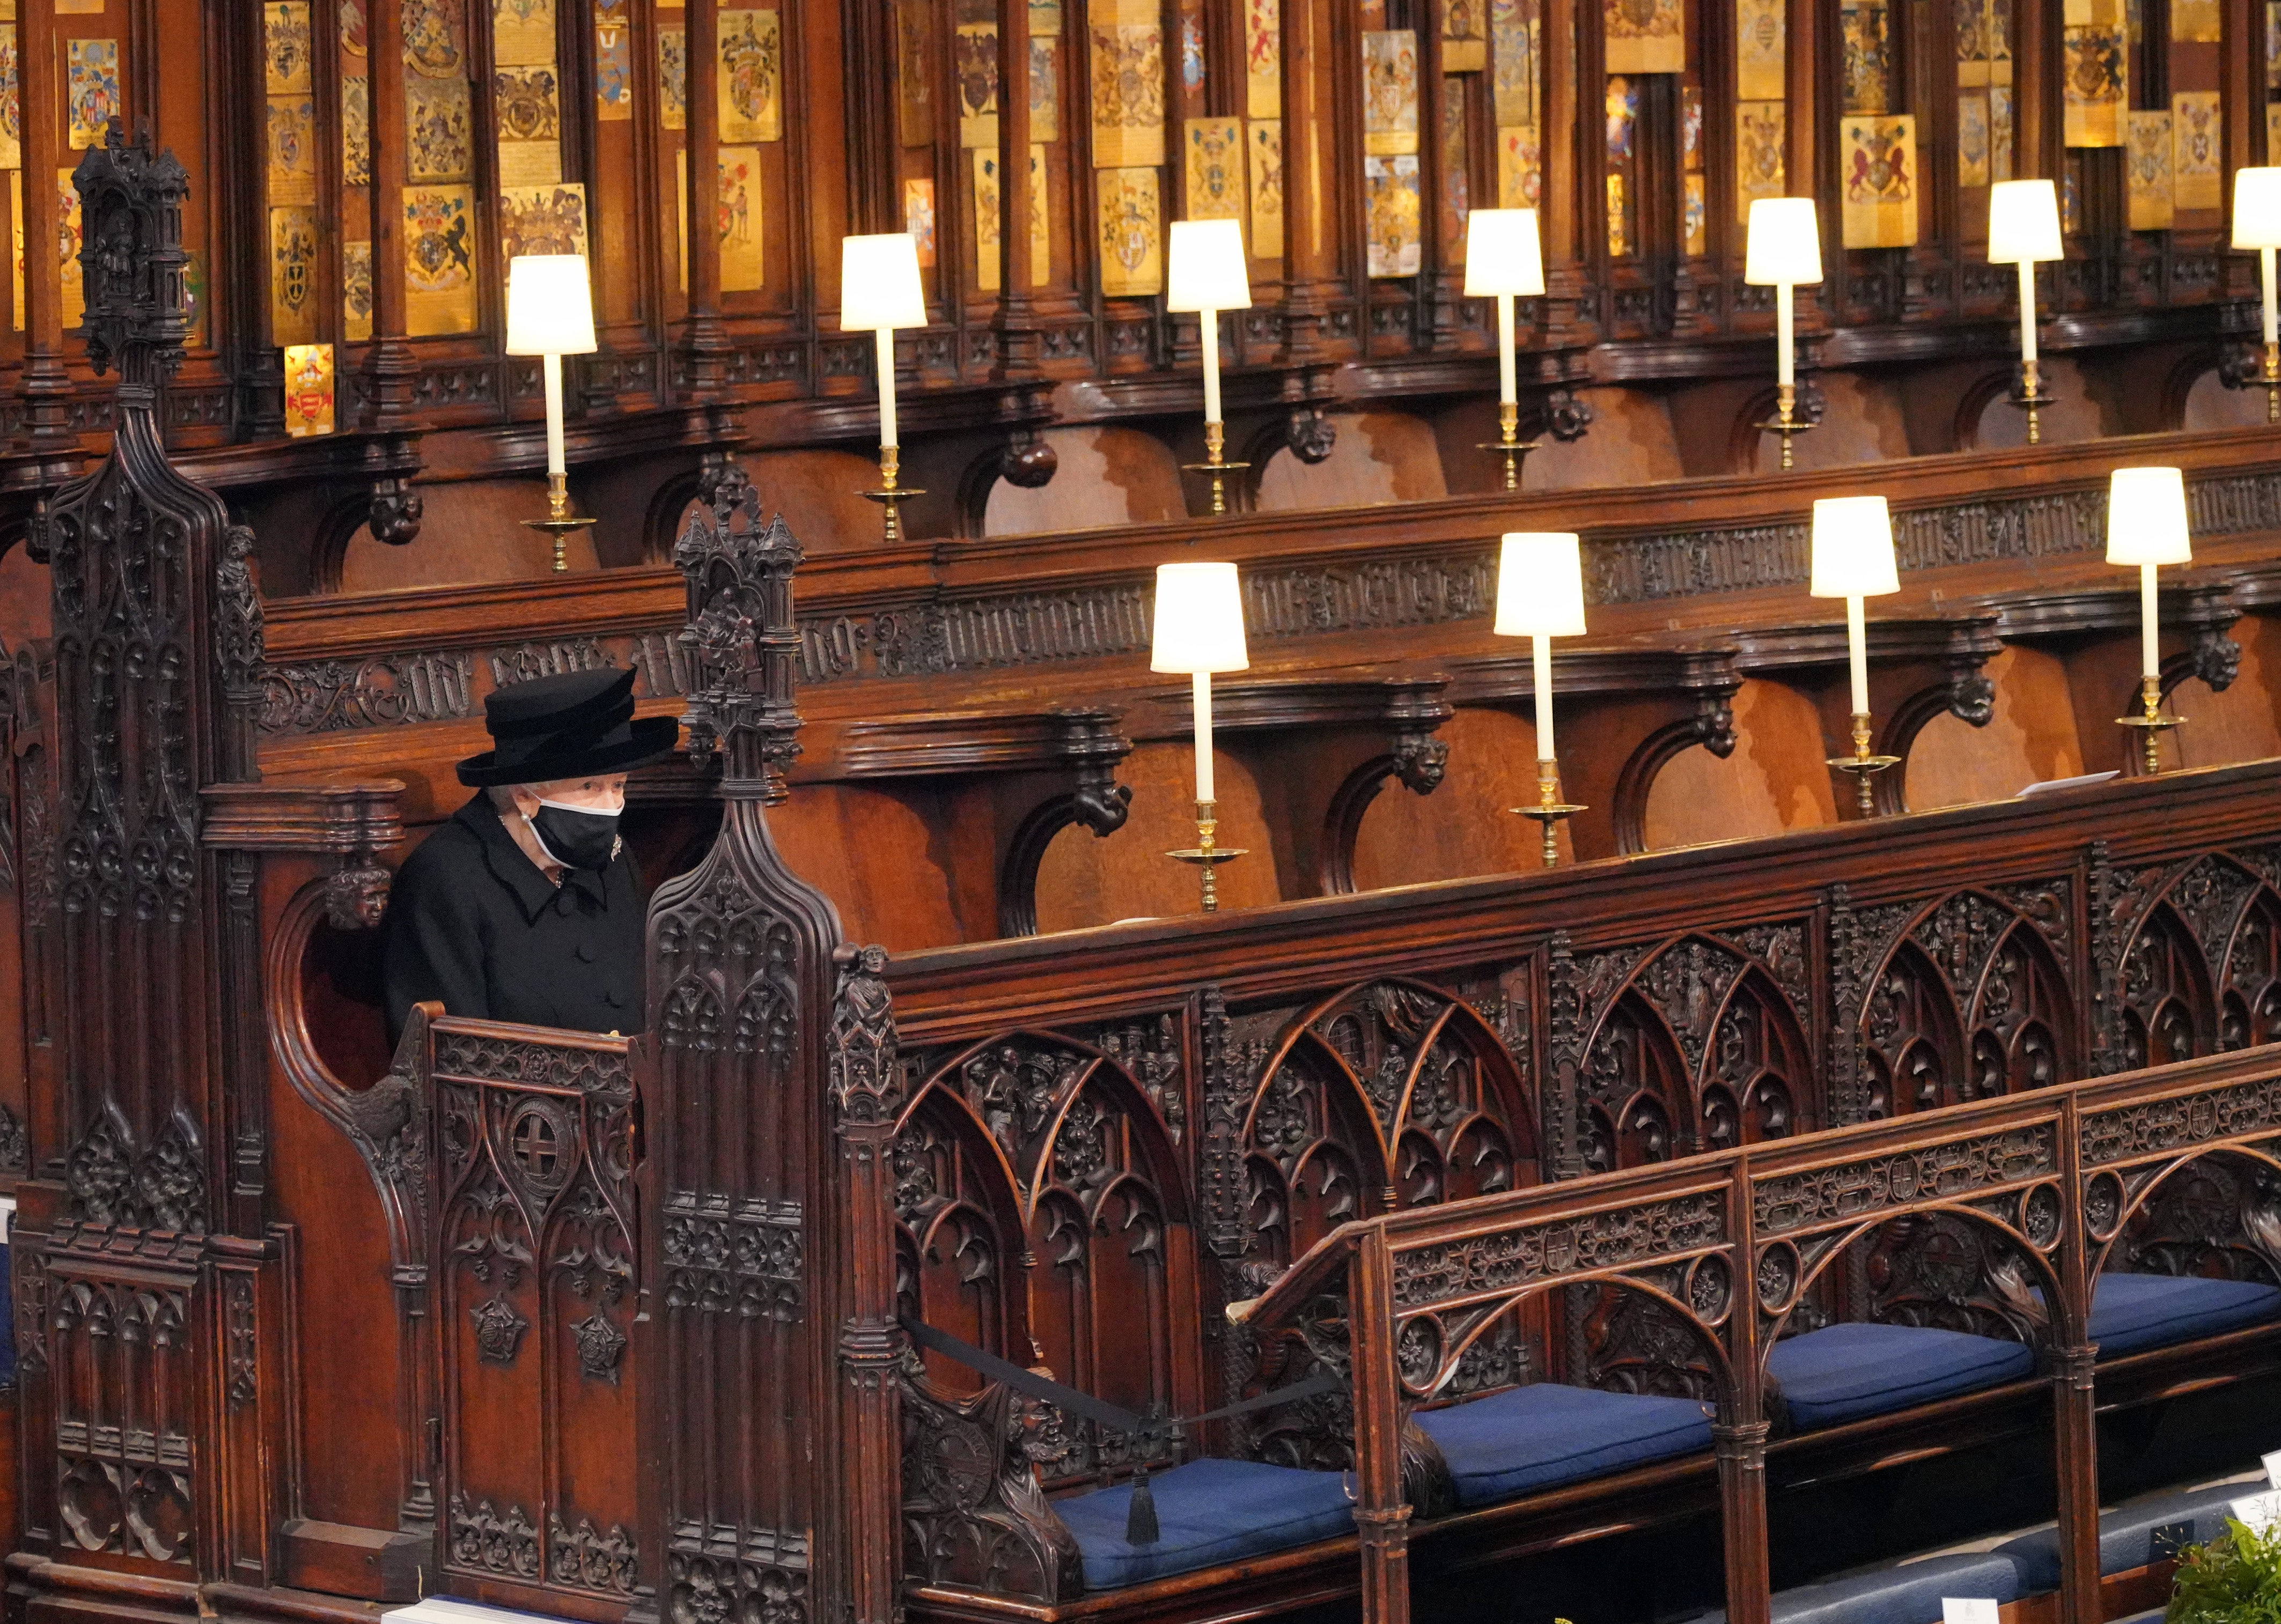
[2119,853,2281,1065]
[2090,1145,2281,1290]
[1243,979,1536,1226]
[1580,991,1694,1170]
[890,1082,1032,1389]
[1564,1272,1741,1412]
[2218,889,2281,1051]
[1699,968,1814,1151]
[1853,888,2078,1114]
[265,877,422,1268]
[901,1030,1198,1483]
[1858,940,1968,1117]
[1611,704,1740,855]
[2116,902,2223,1068]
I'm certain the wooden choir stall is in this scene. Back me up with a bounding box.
[9,0,2281,1620]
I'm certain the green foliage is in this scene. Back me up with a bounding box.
[2169,1518,2281,1623]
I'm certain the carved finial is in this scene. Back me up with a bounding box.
[71,116,189,383]
[672,461,804,800]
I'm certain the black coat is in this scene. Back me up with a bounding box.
[382,794,649,1043]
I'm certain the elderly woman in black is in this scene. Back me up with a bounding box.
[382,667,678,1042]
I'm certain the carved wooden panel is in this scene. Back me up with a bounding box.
[897,1025,1197,1488]
[429,1023,639,1605]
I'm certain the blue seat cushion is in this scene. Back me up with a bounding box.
[2087,1273,2281,1357]
[1055,1458,1355,1590]
[1766,1323,2035,1429]
[1410,1382,1715,1508]
[1994,1480,2253,1593]
[1682,1551,2025,1624]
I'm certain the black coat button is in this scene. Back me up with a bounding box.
[604,990,624,1008]
[575,942,596,963]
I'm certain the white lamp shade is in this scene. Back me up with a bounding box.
[1987,179,2063,263]
[1494,533,1587,637]
[1166,219,1252,312]
[504,255,596,355]
[2106,467,2193,565]
[1743,198,1823,285]
[1150,562,1250,673]
[1463,209,1546,297]
[1810,496,1900,597]
[2233,168,2281,249]
[840,233,928,330]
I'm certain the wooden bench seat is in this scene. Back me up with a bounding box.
[904,1255,2281,1619]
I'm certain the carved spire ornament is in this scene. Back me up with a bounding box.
[645,464,900,1624]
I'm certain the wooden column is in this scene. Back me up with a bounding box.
[18,0,71,457]
[1539,0,1590,342]
[362,0,417,428]
[1278,0,1337,361]
[1350,1232,1412,1624]
[2222,0,2256,169]
[2052,1094,2103,1624]
[2012,0,2054,179]
[829,949,904,1624]
[681,0,730,397]
[1785,0,1819,215]
[843,0,897,232]
[993,0,1039,374]
[1719,1164,1773,1624]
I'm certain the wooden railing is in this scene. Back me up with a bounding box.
[877,757,2281,1610]
[1231,1041,2281,1624]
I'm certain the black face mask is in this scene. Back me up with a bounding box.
[528,802,621,872]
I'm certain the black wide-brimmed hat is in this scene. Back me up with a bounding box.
[456,668,681,787]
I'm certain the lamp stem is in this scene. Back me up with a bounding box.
[1496,291,1517,405]
[1532,634,1555,760]
[2018,260,2037,364]
[875,325,899,449]
[1192,670,1216,803]
[1776,284,1794,388]
[542,352,566,477]
[1200,306,1222,425]
[1845,595,1869,717]
[2139,562,2160,683]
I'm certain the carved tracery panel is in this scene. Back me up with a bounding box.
[1843,887,2080,1120]
[1242,979,1536,1255]
[2117,903,2216,1069]
[430,1027,640,1601]
[1579,933,1814,1167]
[898,1028,1196,1489]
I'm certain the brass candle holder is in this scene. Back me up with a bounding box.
[522,471,598,573]
[1475,401,1541,492]
[1181,422,1251,517]
[2261,340,2280,425]
[2012,358,2055,446]
[1167,799,1249,911]
[860,445,925,544]
[1827,712,1902,815]
[1755,382,1819,471]
[1512,759,1585,869]
[2115,674,2185,775]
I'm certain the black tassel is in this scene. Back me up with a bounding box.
[1124,1464,1160,1546]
